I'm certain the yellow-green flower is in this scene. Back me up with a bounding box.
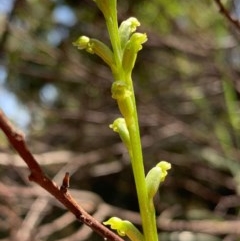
[73,36,114,68]
[104,217,144,241]
[119,17,140,49]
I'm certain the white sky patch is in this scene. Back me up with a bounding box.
[0,65,31,131]
[47,27,69,46]
[0,0,14,14]
[0,87,31,131]
[40,83,58,105]
[53,5,77,27]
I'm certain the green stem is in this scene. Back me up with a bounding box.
[106,19,122,68]
[125,74,158,241]
[105,12,122,79]
[102,2,158,240]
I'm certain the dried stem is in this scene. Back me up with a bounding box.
[0,109,124,241]
[214,0,240,31]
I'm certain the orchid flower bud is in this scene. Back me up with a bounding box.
[73,36,114,68]
[157,161,171,182]
[104,217,144,241]
[119,17,140,49]
[122,32,147,73]
[146,161,171,199]
[111,81,134,120]
[110,117,131,151]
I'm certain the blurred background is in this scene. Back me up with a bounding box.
[1,0,240,240]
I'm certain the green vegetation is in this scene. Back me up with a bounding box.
[1,0,240,240]
[74,1,171,240]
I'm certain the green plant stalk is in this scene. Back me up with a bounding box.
[93,1,158,240]
[105,15,123,80]
[107,21,122,66]
[124,73,158,241]
[108,20,158,241]
[107,17,158,241]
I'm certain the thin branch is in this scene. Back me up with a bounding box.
[214,0,240,31]
[0,109,124,241]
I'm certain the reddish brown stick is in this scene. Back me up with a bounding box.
[214,0,240,31]
[0,109,124,241]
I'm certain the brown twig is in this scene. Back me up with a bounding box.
[214,0,240,31]
[60,172,70,193]
[0,109,124,241]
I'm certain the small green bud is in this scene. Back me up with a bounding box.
[111,81,134,120]
[104,217,144,241]
[119,17,140,49]
[73,36,93,53]
[110,118,131,151]
[122,32,147,73]
[111,81,131,100]
[145,166,162,199]
[73,37,115,67]
[146,161,171,199]
[157,161,171,182]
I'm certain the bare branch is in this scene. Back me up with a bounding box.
[214,0,240,31]
[0,109,124,241]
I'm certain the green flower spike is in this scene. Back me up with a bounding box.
[104,217,144,241]
[111,81,134,121]
[73,36,115,68]
[146,161,171,199]
[110,117,131,151]
[119,17,140,49]
[122,32,147,74]
[74,1,164,240]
